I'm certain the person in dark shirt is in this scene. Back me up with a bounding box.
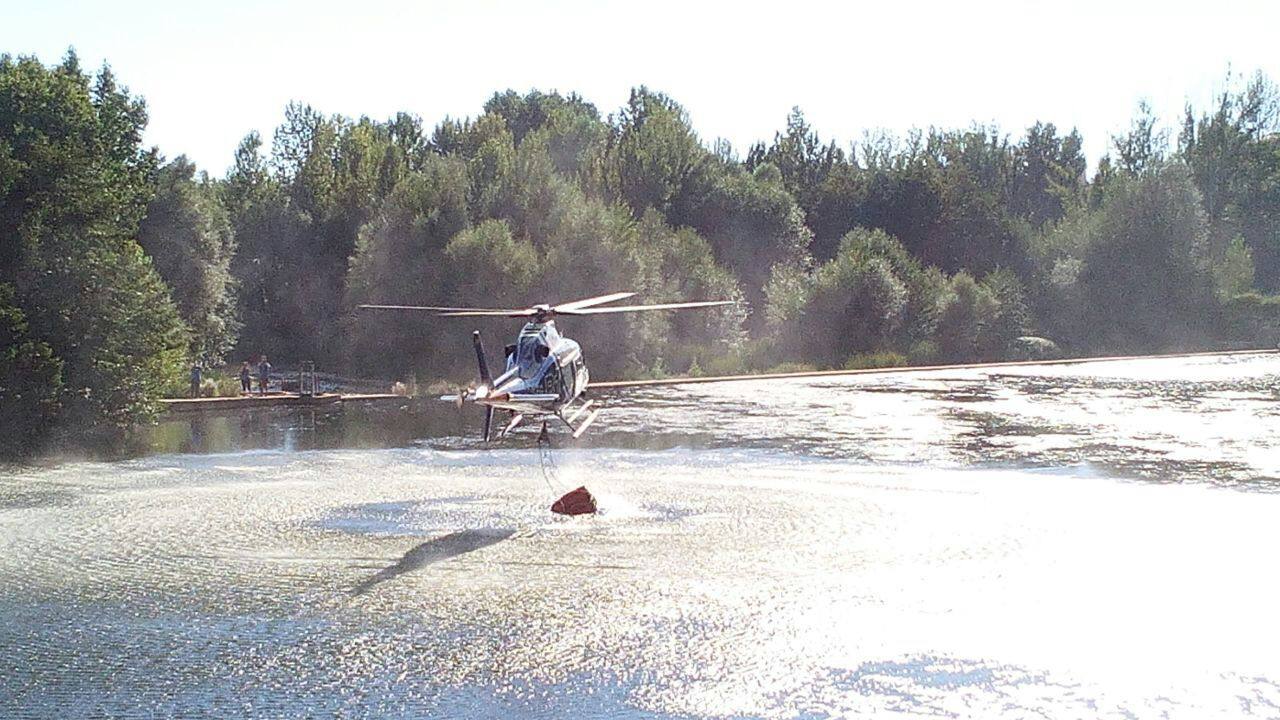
[239,361,252,394]
[257,357,272,395]
[189,363,202,398]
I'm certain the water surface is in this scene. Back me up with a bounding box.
[2,352,1278,718]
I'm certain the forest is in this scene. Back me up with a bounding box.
[2,50,1280,455]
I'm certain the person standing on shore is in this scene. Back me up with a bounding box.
[189,362,202,398]
[257,356,271,395]
[239,361,252,394]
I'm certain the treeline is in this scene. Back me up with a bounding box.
[3,51,1280,455]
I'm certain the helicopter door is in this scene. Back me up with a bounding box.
[540,360,564,399]
[567,356,586,397]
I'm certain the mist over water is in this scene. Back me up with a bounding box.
[2,352,1278,718]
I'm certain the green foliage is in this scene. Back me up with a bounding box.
[935,271,999,362]
[763,361,819,374]
[1112,101,1168,176]
[8,55,1280,457]
[766,228,945,367]
[686,161,813,317]
[0,284,63,456]
[605,87,709,219]
[1011,122,1086,228]
[843,351,908,370]
[1078,165,1216,352]
[482,90,606,186]
[630,210,748,371]
[1222,292,1280,344]
[193,370,242,398]
[747,107,844,215]
[139,156,239,361]
[444,219,537,303]
[1178,71,1280,290]
[981,268,1033,356]
[0,53,187,453]
[343,155,472,376]
[1211,236,1256,299]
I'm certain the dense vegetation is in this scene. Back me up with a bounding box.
[3,51,1280,455]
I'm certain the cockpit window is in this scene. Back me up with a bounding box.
[515,329,549,379]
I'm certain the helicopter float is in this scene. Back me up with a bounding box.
[358,292,735,441]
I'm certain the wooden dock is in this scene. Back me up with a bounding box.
[160,392,408,413]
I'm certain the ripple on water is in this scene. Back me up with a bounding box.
[2,353,1280,718]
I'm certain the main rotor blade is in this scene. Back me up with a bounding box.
[358,304,524,313]
[558,300,737,315]
[551,292,636,313]
[437,309,539,317]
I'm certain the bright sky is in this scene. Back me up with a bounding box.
[5,0,1279,176]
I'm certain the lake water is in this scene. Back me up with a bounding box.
[2,352,1278,718]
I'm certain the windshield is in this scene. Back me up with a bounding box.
[515,331,549,379]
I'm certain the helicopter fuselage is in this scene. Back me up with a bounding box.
[472,320,590,417]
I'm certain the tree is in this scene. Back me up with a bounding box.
[934,272,998,362]
[1112,101,1168,176]
[1178,71,1280,290]
[344,155,472,376]
[685,162,813,319]
[0,53,187,450]
[605,87,710,220]
[981,268,1032,355]
[444,219,537,304]
[749,107,844,216]
[0,284,63,456]
[1078,165,1215,352]
[631,210,748,373]
[1011,122,1086,228]
[765,228,944,367]
[139,156,239,361]
[1211,236,1256,299]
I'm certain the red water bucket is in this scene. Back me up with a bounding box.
[551,486,597,515]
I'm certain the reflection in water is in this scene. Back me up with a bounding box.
[1,352,1278,718]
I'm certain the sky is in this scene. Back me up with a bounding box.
[5,0,1279,177]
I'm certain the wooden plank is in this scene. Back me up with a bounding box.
[160,393,407,413]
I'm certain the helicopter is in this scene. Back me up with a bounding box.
[358,292,735,441]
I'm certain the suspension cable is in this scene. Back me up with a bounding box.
[537,424,565,495]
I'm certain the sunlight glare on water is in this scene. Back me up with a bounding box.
[1,352,1279,718]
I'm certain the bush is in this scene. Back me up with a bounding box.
[934,272,998,362]
[843,351,908,370]
[907,340,940,365]
[764,362,819,374]
[697,350,747,377]
[1223,293,1280,345]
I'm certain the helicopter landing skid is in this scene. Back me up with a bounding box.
[557,398,600,439]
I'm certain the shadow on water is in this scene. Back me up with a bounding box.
[351,528,517,596]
